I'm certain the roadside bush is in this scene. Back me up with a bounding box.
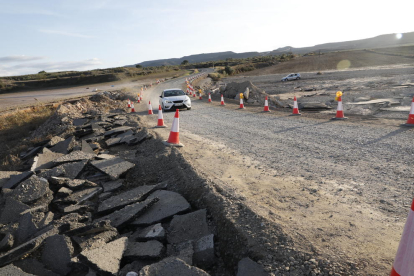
[224,65,234,75]
[208,73,221,81]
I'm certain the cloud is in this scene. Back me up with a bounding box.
[0,4,63,17]
[39,29,93,38]
[0,55,47,63]
[0,58,103,77]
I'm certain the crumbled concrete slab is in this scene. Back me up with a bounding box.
[65,220,116,237]
[104,126,133,138]
[50,136,76,154]
[96,154,117,160]
[193,234,215,269]
[78,237,128,276]
[11,175,51,205]
[60,187,102,205]
[236,257,268,276]
[2,171,33,189]
[0,232,14,251]
[32,147,64,171]
[46,136,65,147]
[50,177,97,190]
[37,166,66,180]
[82,140,96,154]
[167,209,210,244]
[131,190,191,226]
[124,240,164,259]
[54,151,96,164]
[15,213,38,245]
[14,258,60,276]
[106,130,134,147]
[0,171,21,188]
[138,257,210,276]
[98,185,158,214]
[0,225,58,266]
[91,157,135,180]
[114,119,127,126]
[95,198,158,228]
[101,179,123,193]
[42,234,74,275]
[72,230,118,251]
[0,264,35,275]
[131,223,165,242]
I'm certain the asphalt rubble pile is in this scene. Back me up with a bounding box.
[0,92,268,276]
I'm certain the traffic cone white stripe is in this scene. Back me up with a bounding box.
[391,199,414,276]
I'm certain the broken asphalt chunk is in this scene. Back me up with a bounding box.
[73,230,118,251]
[124,240,164,260]
[91,157,135,180]
[42,234,74,275]
[167,209,210,244]
[11,175,52,205]
[2,171,33,189]
[50,136,76,154]
[130,223,165,242]
[32,147,64,171]
[0,264,35,275]
[82,140,96,154]
[131,190,191,226]
[104,126,133,138]
[236,257,268,276]
[193,234,215,269]
[54,150,95,164]
[78,237,128,276]
[138,257,210,276]
[0,198,30,224]
[15,213,38,245]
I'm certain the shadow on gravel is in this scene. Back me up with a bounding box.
[364,127,412,145]
[273,120,333,134]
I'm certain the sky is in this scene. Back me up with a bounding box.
[0,0,413,76]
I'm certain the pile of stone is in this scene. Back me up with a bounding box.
[0,108,219,276]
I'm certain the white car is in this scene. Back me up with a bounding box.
[159,89,191,111]
[281,73,301,81]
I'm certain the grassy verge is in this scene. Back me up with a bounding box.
[0,105,56,170]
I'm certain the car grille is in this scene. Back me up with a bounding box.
[173,100,183,103]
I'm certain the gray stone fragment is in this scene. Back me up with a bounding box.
[91,157,135,180]
[50,177,97,190]
[50,136,76,154]
[57,187,73,198]
[82,140,96,154]
[131,190,191,226]
[15,213,38,245]
[95,198,158,228]
[11,175,51,204]
[42,234,74,275]
[21,146,43,160]
[65,220,116,237]
[138,257,210,276]
[78,237,128,276]
[193,234,215,268]
[168,240,194,265]
[104,126,133,137]
[46,136,65,147]
[0,226,58,267]
[61,187,102,205]
[2,171,33,189]
[119,261,153,276]
[36,166,66,179]
[0,264,35,275]
[0,197,30,224]
[96,154,117,160]
[131,223,165,241]
[33,148,64,171]
[72,230,118,251]
[105,130,134,147]
[54,151,95,164]
[98,185,158,214]
[237,257,268,276]
[0,232,13,252]
[101,179,123,193]
[73,118,88,126]
[167,209,210,244]
[124,240,164,259]
[37,211,54,228]
[61,160,88,179]
[0,171,20,188]
[14,257,60,276]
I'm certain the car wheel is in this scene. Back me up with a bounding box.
[297,77,300,80]
[187,107,191,110]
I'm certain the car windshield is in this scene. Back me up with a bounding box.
[163,90,185,97]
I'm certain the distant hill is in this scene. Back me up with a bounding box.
[129,32,414,67]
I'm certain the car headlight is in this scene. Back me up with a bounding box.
[184,98,190,102]
[165,100,172,104]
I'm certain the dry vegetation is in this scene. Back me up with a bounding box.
[0,106,56,170]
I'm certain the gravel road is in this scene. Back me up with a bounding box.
[137,67,414,274]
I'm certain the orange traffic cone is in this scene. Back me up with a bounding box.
[156,105,166,128]
[148,101,153,115]
[290,96,301,116]
[402,96,414,127]
[390,198,414,276]
[263,96,270,112]
[137,94,140,103]
[199,92,202,100]
[163,109,183,147]
[331,96,348,120]
[208,93,212,103]
[127,99,131,108]
[239,97,245,109]
[220,94,226,106]
[193,91,196,98]
[130,103,135,113]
